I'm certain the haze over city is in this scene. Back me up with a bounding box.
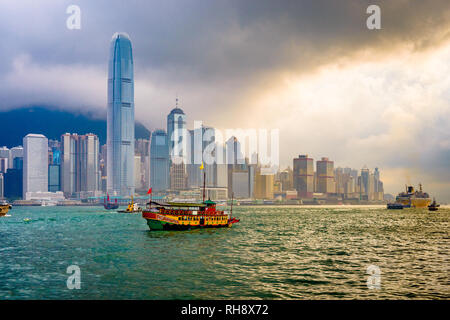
[0,0,449,200]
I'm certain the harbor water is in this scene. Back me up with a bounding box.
[0,205,448,299]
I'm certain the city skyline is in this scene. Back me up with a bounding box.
[0,1,449,200]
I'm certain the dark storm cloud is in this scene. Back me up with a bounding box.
[1,0,449,85]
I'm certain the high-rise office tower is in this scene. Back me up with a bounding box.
[188,125,216,188]
[60,133,78,197]
[107,32,135,196]
[79,134,100,193]
[167,103,187,190]
[0,147,10,169]
[279,168,293,191]
[134,155,142,190]
[293,155,314,198]
[215,142,228,189]
[60,133,100,198]
[48,164,61,192]
[201,126,216,187]
[231,170,250,198]
[23,134,48,197]
[4,168,22,199]
[360,166,370,197]
[226,136,245,196]
[373,167,381,199]
[316,157,335,194]
[135,138,150,190]
[10,146,23,169]
[150,130,170,191]
[254,169,274,199]
[187,129,199,188]
[0,158,7,173]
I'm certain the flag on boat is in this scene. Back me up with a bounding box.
[147,187,152,194]
[199,162,204,170]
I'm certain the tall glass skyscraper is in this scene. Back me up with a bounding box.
[150,130,169,191]
[107,32,135,196]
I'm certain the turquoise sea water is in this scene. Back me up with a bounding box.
[0,205,448,299]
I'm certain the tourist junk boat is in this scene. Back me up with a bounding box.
[142,199,239,231]
[118,196,142,213]
[103,194,119,210]
[0,202,12,216]
[428,198,440,211]
[388,184,432,209]
[142,164,240,231]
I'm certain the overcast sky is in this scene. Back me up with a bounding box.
[0,0,450,200]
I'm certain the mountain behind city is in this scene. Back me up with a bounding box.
[0,106,151,147]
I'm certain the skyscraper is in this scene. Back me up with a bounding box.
[254,169,274,199]
[0,158,7,173]
[316,157,335,194]
[60,133,78,197]
[167,104,187,190]
[11,146,24,169]
[188,125,216,188]
[226,136,245,196]
[107,32,135,196]
[60,133,100,198]
[293,155,314,198]
[150,130,170,191]
[135,138,150,190]
[23,134,48,198]
[0,147,10,169]
[79,134,100,193]
[48,164,61,192]
[361,166,370,197]
[4,169,22,199]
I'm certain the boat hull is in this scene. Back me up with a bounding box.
[104,203,119,210]
[142,211,236,231]
[146,219,231,231]
[387,203,404,209]
[397,198,431,208]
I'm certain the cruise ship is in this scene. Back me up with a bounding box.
[394,184,432,208]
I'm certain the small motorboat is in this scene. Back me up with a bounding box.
[428,198,440,211]
[118,196,142,213]
[0,202,12,216]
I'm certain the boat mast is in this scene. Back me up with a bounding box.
[202,169,206,203]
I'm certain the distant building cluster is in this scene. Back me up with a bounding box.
[0,32,384,205]
[291,154,384,203]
